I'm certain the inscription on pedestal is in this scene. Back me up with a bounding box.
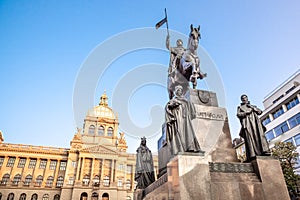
[209,162,254,173]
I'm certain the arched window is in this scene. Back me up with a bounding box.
[24,174,32,186]
[31,194,38,200]
[107,127,113,137]
[13,174,21,185]
[93,175,100,186]
[53,194,60,200]
[46,176,54,187]
[19,193,26,200]
[42,194,49,200]
[91,192,98,200]
[82,175,89,186]
[103,176,110,187]
[56,176,64,188]
[35,175,43,186]
[7,193,14,200]
[2,173,10,185]
[101,193,109,200]
[88,125,95,135]
[80,192,88,200]
[98,126,104,136]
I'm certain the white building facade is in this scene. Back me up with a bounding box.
[260,69,300,170]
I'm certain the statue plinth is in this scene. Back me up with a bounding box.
[142,155,289,200]
[158,89,237,177]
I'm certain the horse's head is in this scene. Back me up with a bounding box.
[188,24,201,50]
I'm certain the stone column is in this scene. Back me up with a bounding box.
[269,113,274,121]
[90,158,95,186]
[282,104,288,112]
[110,159,115,185]
[32,158,40,186]
[75,157,82,181]
[53,159,60,187]
[100,158,105,186]
[80,157,85,182]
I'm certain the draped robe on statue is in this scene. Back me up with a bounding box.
[165,96,201,156]
[237,103,270,161]
[134,144,155,189]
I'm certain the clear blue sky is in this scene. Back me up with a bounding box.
[0,1,299,153]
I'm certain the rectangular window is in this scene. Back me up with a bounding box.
[265,130,275,142]
[281,122,289,133]
[273,95,284,104]
[119,164,124,171]
[49,160,57,170]
[286,96,299,110]
[126,165,132,174]
[28,159,37,169]
[7,157,16,167]
[39,159,47,169]
[274,121,289,137]
[287,112,300,129]
[286,86,296,95]
[294,134,300,146]
[288,117,298,129]
[262,116,271,126]
[274,125,283,137]
[296,114,300,124]
[0,157,4,167]
[272,107,284,119]
[59,161,67,171]
[17,158,26,168]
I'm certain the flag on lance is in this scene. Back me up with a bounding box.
[155,17,167,29]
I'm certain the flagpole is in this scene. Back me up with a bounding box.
[164,8,169,37]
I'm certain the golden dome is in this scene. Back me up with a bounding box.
[87,91,116,119]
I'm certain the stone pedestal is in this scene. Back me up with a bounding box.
[142,155,289,200]
[146,88,290,199]
[158,89,238,177]
[251,156,290,200]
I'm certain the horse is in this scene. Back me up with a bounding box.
[167,24,206,99]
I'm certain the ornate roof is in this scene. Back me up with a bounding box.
[86,91,116,120]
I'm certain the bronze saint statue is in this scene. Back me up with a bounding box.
[165,85,203,156]
[166,24,207,100]
[237,94,271,161]
[166,35,186,100]
[134,137,155,189]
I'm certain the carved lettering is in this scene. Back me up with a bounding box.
[196,111,224,121]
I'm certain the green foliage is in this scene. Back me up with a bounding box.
[272,142,300,194]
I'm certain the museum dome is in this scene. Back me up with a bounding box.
[87,91,116,119]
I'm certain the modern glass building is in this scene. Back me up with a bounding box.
[259,69,300,170]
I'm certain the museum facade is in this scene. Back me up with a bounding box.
[0,92,158,200]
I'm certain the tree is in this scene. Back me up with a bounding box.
[272,141,300,196]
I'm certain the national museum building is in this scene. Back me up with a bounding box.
[0,92,158,200]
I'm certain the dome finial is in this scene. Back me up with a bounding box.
[99,90,108,106]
